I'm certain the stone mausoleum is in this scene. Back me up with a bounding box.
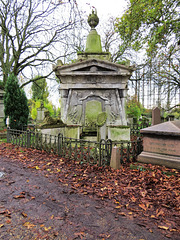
[53,11,134,141]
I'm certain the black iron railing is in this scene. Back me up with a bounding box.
[128,123,151,136]
[7,128,143,166]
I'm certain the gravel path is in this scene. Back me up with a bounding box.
[0,156,174,240]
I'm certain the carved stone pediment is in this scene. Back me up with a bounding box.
[73,65,116,72]
[54,59,134,77]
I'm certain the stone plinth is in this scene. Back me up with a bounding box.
[39,127,65,136]
[108,125,130,141]
[143,136,180,156]
[110,146,120,169]
[65,125,81,139]
[138,121,180,169]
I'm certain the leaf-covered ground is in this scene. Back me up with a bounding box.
[0,142,179,239]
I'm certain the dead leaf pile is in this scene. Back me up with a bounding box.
[0,142,179,237]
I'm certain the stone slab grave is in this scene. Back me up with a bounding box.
[138,120,180,169]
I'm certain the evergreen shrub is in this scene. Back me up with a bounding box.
[4,73,29,130]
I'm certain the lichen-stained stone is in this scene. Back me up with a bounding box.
[53,11,135,140]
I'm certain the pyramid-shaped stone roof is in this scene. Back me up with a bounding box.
[140,120,180,136]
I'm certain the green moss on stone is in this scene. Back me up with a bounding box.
[108,126,130,141]
[97,112,107,127]
[85,100,102,131]
[85,29,102,53]
[108,125,130,129]
[65,126,80,139]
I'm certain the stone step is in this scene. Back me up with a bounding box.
[138,151,180,170]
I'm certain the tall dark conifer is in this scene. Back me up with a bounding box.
[4,73,29,130]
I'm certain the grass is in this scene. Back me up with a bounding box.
[0,138,7,143]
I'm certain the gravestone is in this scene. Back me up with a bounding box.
[0,89,5,128]
[152,107,161,125]
[138,120,180,169]
[36,102,46,124]
[53,10,134,141]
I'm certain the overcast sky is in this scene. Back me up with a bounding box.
[77,0,128,20]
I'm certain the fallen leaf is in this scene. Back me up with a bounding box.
[54,231,59,236]
[156,209,164,217]
[74,232,85,238]
[21,212,27,217]
[115,205,122,209]
[46,162,52,166]
[158,225,169,230]
[131,196,137,202]
[44,226,52,231]
[139,203,146,211]
[99,233,110,238]
[170,229,177,232]
[0,210,6,214]
[0,224,4,228]
[13,195,25,199]
[118,212,126,216]
[23,222,35,229]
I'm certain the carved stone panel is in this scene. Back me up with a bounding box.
[84,100,102,132]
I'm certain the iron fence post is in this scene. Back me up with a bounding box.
[99,140,102,167]
[58,133,63,156]
[27,130,31,148]
[7,127,11,143]
[137,137,143,155]
[106,139,112,165]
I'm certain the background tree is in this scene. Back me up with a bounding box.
[116,0,180,109]
[4,73,29,129]
[116,0,180,55]
[0,0,79,87]
[126,95,144,119]
[31,76,49,102]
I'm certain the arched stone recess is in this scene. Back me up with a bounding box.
[80,94,108,133]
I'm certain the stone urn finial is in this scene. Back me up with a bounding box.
[88,9,99,29]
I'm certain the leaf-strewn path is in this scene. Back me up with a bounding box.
[0,143,179,239]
